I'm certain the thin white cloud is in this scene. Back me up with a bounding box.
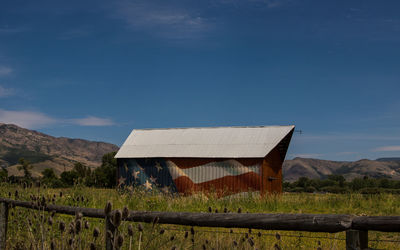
[256,0,286,8]
[0,66,12,76]
[0,109,56,129]
[0,85,15,97]
[70,116,115,126]
[300,133,400,141]
[112,0,212,39]
[58,26,92,40]
[373,146,400,152]
[335,151,358,156]
[220,0,287,9]
[0,26,26,34]
[0,109,115,129]
[289,153,323,159]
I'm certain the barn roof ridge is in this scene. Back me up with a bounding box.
[133,125,295,131]
[116,125,295,159]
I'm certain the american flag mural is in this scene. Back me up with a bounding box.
[118,158,263,195]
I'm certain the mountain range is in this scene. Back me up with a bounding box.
[0,123,118,177]
[283,157,400,182]
[1,123,399,181]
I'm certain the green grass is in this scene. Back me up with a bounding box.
[1,183,400,249]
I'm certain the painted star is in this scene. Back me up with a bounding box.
[118,177,126,184]
[117,177,126,188]
[143,180,152,190]
[126,185,134,192]
[149,175,157,183]
[155,162,163,172]
[161,186,169,193]
[132,170,140,180]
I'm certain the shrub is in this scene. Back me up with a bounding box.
[359,187,382,195]
[320,186,349,194]
[304,186,316,193]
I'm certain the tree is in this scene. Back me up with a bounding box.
[41,168,64,188]
[93,152,117,188]
[379,178,390,189]
[349,178,365,191]
[73,162,91,179]
[0,168,7,182]
[58,162,93,186]
[17,158,33,182]
[327,175,346,187]
[60,170,79,186]
[42,168,57,180]
[295,177,310,188]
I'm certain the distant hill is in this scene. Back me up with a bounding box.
[376,157,400,163]
[0,123,119,177]
[283,157,400,182]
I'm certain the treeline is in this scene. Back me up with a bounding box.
[1,152,117,188]
[3,158,400,194]
[284,175,400,194]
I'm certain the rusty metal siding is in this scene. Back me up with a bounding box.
[261,147,283,194]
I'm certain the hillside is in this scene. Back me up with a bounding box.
[0,123,119,177]
[376,157,400,163]
[283,157,400,182]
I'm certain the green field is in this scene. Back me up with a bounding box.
[1,183,400,249]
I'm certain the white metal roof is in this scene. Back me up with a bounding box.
[115,125,295,158]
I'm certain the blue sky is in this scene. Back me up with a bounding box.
[0,0,399,161]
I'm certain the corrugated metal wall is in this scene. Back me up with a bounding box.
[262,147,283,195]
[118,154,283,195]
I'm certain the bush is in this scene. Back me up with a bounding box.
[304,186,316,193]
[0,168,7,182]
[359,187,382,194]
[321,186,349,194]
[288,187,305,193]
[383,189,400,194]
[60,170,79,186]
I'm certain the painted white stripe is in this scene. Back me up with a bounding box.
[167,162,189,180]
[166,160,261,184]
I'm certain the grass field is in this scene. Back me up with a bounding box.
[1,183,400,249]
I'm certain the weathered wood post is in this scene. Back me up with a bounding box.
[105,213,115,250]
[0,202,9,250]
[346,230,368,250]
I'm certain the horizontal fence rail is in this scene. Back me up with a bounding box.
[1,197,400,249]
[124,211,354,233]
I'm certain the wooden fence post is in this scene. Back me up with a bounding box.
[0,202,9,250]
[346,230,368,250]
[105,214,115,250]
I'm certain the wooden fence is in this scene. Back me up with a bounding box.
[1,197,399,250]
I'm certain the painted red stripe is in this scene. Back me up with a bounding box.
[173,172,261,195]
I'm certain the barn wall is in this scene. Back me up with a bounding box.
[261,146,283,195]
[118,157,267,195]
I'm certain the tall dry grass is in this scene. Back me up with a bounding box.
[1,183,400,249]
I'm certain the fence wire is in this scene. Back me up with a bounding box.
[162,225,400,244]
[162,225,346,241]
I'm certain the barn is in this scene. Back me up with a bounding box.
[115,125,295,195]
